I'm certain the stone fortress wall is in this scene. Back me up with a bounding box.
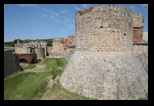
[60,5,148,100]
[15,39,47,62]
[49,38,64,56]
[47,36,75,58]
[4,49,22,78]
[15,40,47,56]
[76,5,133,52]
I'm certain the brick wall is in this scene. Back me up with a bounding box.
[133,27,143,43]
[18,54,37,64]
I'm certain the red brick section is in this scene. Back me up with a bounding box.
[63,39,67,50]
[18,54,37,64]
[79,7,93,15]
[67,36,75,46]
[133,27,143,44]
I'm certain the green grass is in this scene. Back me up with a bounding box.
[51,82,95,100]
[51,69,63,80]
[4,71,51,100]
[4,58,94,100]
[138,93,148,100]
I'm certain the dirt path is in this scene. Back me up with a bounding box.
[40,75,60,100]
[23,64,45,73]
[5,64,46,80]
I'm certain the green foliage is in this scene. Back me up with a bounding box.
[4,41,13,47]
[4,39,53,47]
[12,39,23,47]
[46,39,53,46]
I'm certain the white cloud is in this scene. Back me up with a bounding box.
[55,13,60,17]
[130,6,135,9]
[42,8,48,12]
[129,6,136,11]
[75,6,82,11]
[50,15,60,22]
[82,4,89,9]
[16,4,38,8]
[63,17,70,22]
[68,24,74,29]
[42,14,49,18]
[60,9,68,14]
[49,11,58,16]
[60,29,67,32]
[142,4,148,6]
[41,8,60,22]
[50,15,56,19]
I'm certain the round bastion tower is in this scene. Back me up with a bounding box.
[60,5,148,100]
[76,5,133,52]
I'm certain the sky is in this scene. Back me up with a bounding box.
[4,4,148,42]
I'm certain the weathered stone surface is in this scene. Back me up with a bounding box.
[132,12,144,27]
[37,48,46,61]
[51,38,64,56]
[60,5,148,100]
[63,49,75,61]
[135,53,148,74]
[75,5,133,52]
[133,44,148,74]
[4,50,21,78]
[133,45,148,55]
[60,52,148,100]
[15,43,47,56]
[143,32,148,42]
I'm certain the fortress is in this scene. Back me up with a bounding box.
[60,5,148,100]
[4,4,148,100]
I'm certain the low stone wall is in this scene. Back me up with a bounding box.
[47,46,52,56]
[143,32,148,42]
[133,44,148,55]
[135,52,148,74]
[4,50,21,78]
[133,44,148,74]
[63,49,75,61]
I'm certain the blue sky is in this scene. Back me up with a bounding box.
[4,4,148,42]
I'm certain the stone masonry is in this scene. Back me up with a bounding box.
[60,5,148,100]
[50,38,64,56]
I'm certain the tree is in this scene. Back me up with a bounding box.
[46,40,53,46]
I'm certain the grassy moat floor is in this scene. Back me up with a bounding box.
[4,58,147,100]
[4,58,94,100]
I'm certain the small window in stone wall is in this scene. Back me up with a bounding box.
[124,33,126,36]
[100,26,103,28]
